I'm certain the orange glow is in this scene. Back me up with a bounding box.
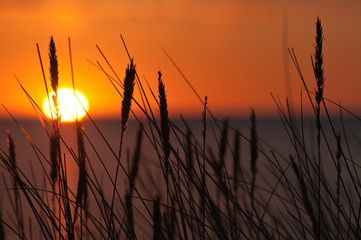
[43,89,89,122]
[1,1,361,119]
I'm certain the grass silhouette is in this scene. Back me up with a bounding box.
[0,17,360,239]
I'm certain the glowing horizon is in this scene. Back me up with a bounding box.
[1,1,361,119]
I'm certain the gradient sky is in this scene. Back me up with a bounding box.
[1,0,361,119]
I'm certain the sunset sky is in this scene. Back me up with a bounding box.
[0,0,361,119]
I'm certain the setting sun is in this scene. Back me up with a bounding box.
[43,88,89,122]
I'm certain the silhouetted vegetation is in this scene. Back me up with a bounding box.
[1,17,360,239]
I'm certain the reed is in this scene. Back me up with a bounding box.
[49,133,58,186]
[152,197,162,240]
[108,58,136,238]
[129,122,143,194]
[121,59,136,136]
[157,70,171,239]
[201,95,207,240]
[75,122,87,209]
[49,37,58,93]
[290,155,318,238]
[1,16,360,240]
[233,128,241,193]
[312,17,325,239]
[313,17,325,107]
[125,191,135,239]
[158,71,170,170]
[49,36,60,124]
[7,132,24,239]
[250,110,258,203]
[219,118,229,170]
[335,132,342,239]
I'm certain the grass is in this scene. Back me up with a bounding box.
[0,17,360,239]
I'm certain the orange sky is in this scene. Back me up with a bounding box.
[1,0,361,119]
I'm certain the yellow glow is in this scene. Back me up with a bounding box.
[43,88,89,122]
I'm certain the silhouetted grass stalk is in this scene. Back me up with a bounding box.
[157,71,171,239]
[7,133,25,239]
[312,17,325,239]
[201,95,207,240]
[250,110,258,204]
[335,133,341,239]
[109,59,136,238]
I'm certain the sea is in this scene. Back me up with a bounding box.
[0,117,360,238]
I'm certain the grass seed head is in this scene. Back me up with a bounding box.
[313,17,325,105]
[7,131,16,170]
[158,71,170,168]
[49,36,59,93]
[121,59,136,132]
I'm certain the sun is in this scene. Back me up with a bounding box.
[43,88,89,122]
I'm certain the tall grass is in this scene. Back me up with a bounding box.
[0,17,360,239]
